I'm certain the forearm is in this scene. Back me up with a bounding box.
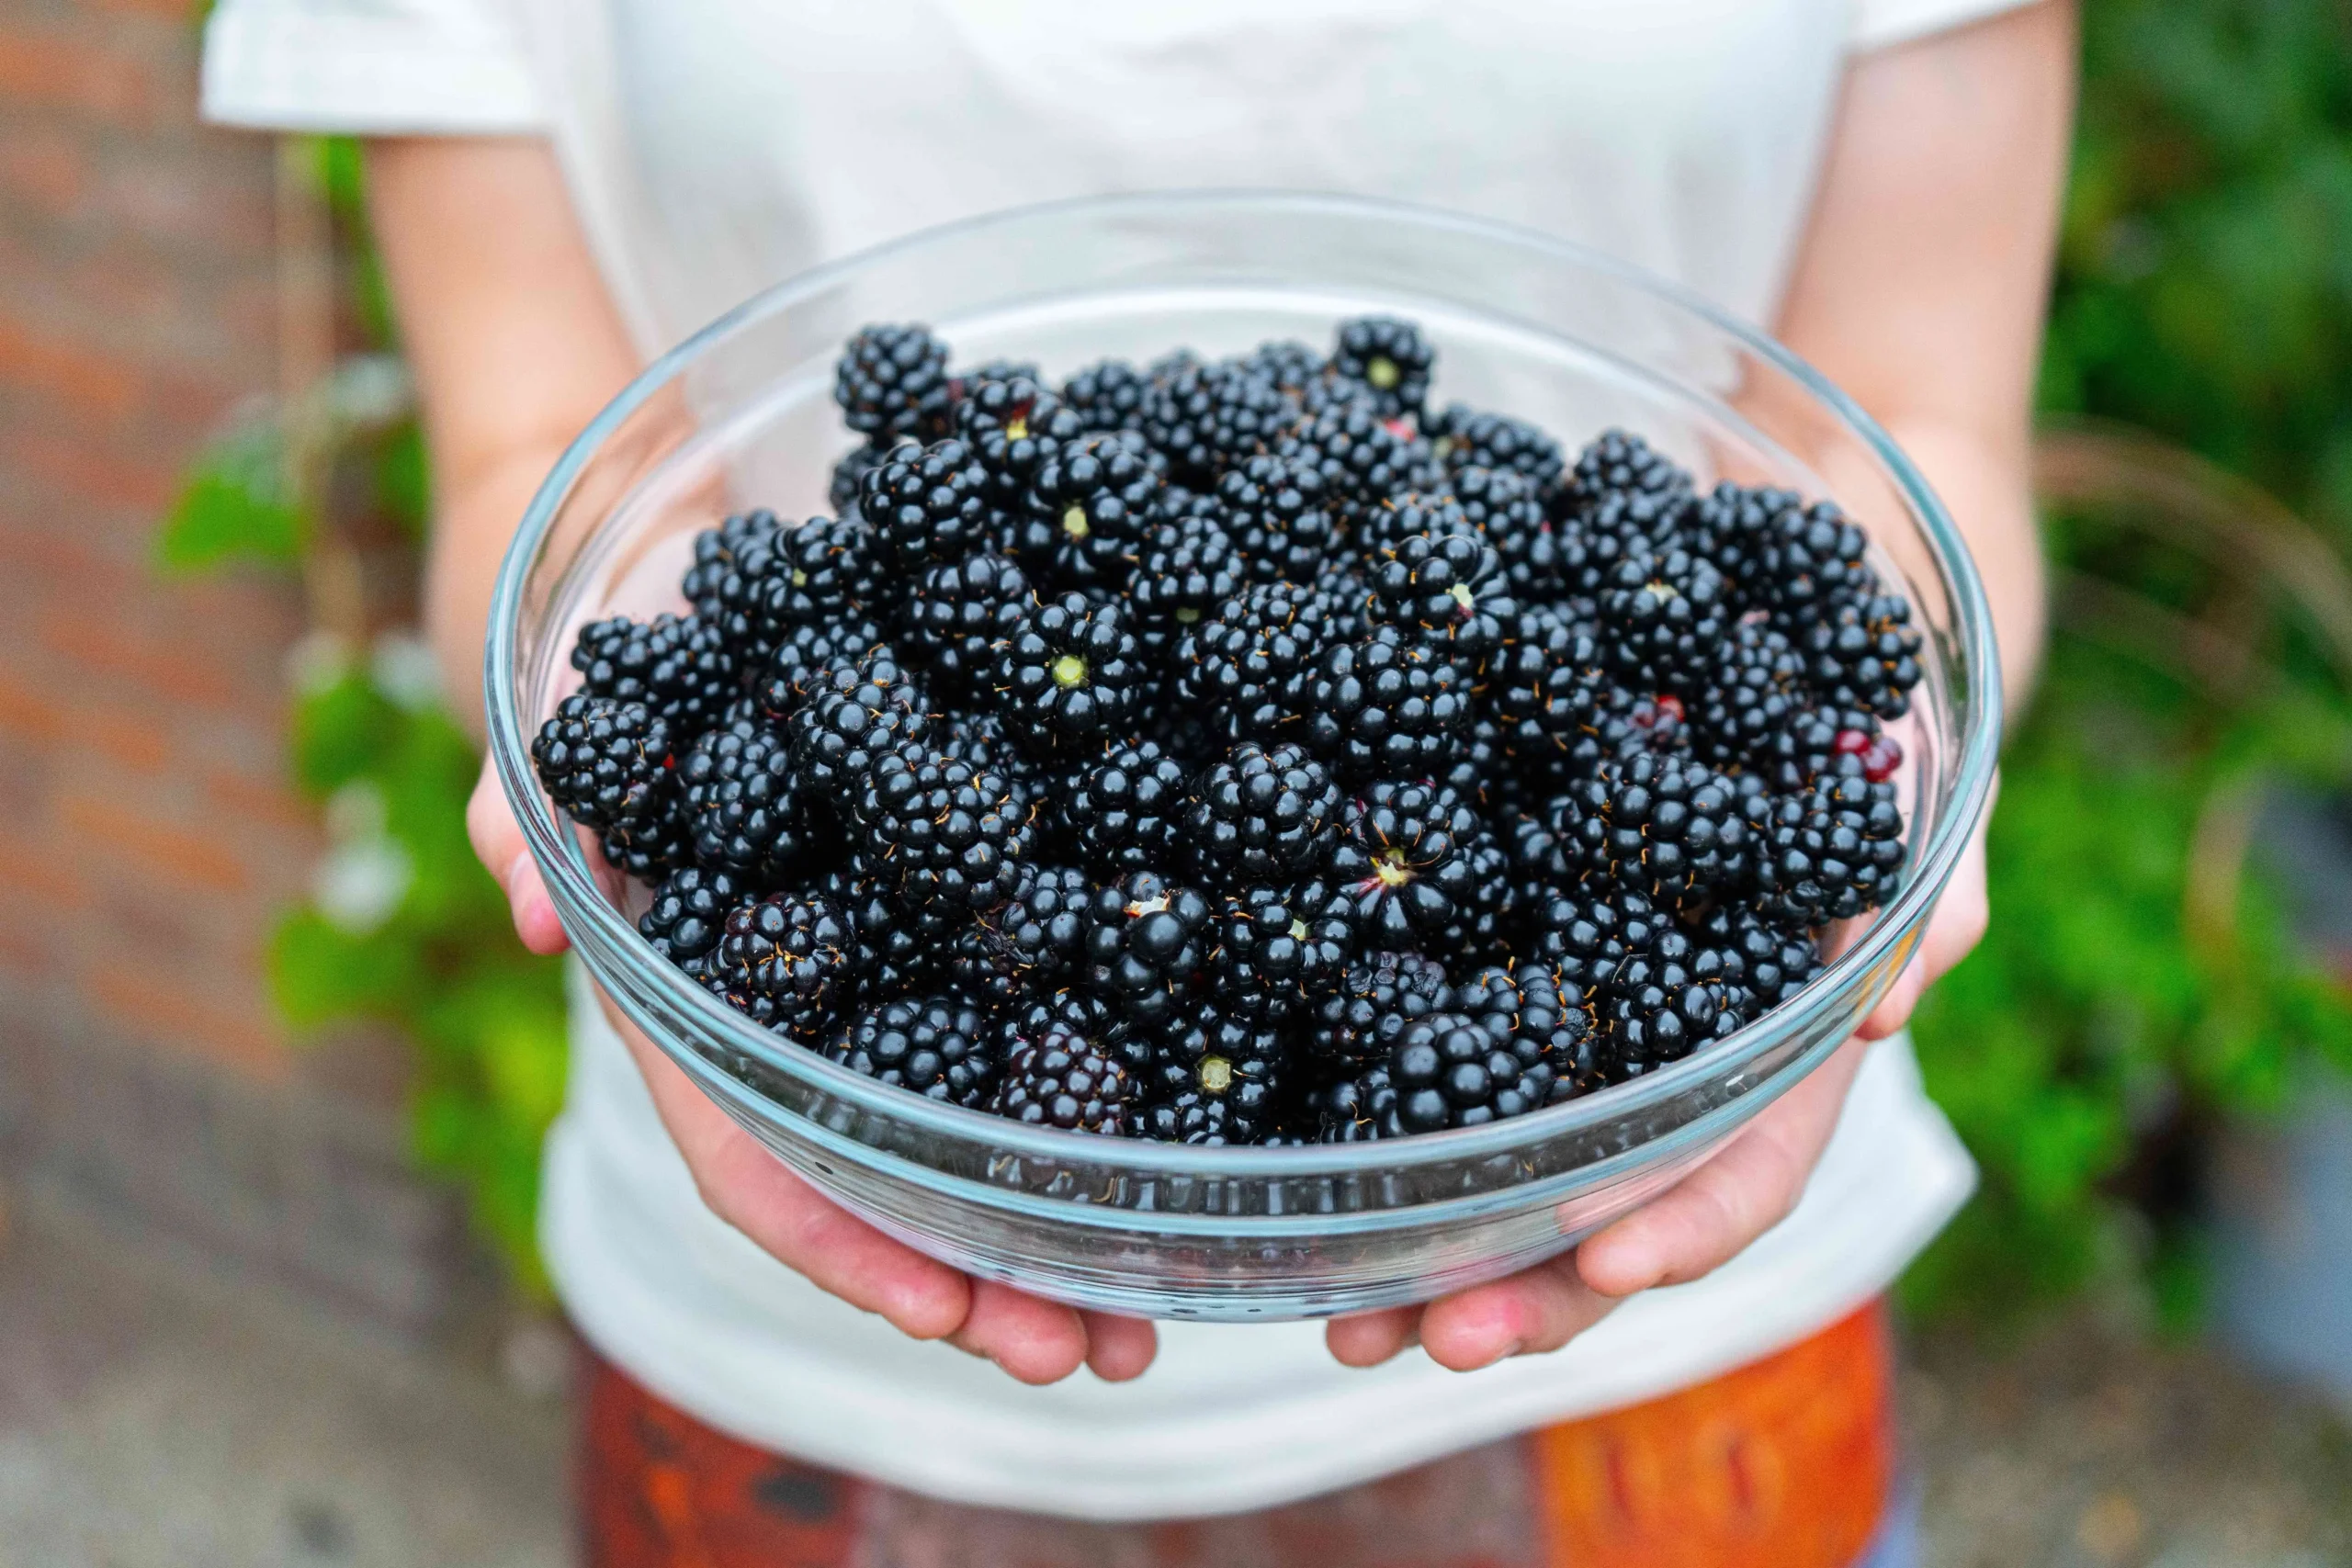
[1876,413,2045,715]
[425,443,581,736]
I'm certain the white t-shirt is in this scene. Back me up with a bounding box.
[206,0,2013,1520]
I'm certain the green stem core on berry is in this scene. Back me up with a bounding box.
[1175,606,1202,624]
[1127,891,1171,918]
[1007,415,1030,440]
[791,570,808,587]
[1366,355,1401,390]
[1644,581,1677,604]
[1062,504,1091,539]
[1051,654,1089,689]
[1198,1055,1233,1094]
[1448,582,1476,614]
[1288,919,1310,941]
[1374,848,1414,887]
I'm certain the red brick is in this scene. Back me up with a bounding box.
[84,964,290,1079]
[0,669,66,743]
[3,423,179,511]
[0,123,86,214]
[87,0,204,21]
[0,828,93,911]
[59,790,251,893]
[0,25,167,130]
[39,607,248,709]
[0,310,143,423]
[205,766,316,835]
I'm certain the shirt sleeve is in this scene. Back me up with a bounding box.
[201,0,545,133]
[1849,0,2045,51]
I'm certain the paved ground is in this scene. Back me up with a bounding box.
[2,1198,2346,1568]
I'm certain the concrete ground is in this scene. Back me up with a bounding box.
[1,1200,2346,1568]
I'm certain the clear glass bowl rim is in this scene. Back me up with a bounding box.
[486,188,2002,1179]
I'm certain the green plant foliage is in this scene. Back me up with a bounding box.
[154,417,305,571]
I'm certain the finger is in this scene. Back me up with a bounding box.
[1080,1312,1159,1382]
[1325,1304,1421,1368]
[610,1000,973,1341]
[948,1280,1091,1385]
[1577,1033,1870,1298]
[467,761,570,955]
[1414,1255,1616,1371]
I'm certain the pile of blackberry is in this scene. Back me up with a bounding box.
[536,319,1920,1144]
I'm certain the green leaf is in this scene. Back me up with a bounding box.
[155,424,306,573]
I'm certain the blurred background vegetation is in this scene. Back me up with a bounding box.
[154,0,2352,1323]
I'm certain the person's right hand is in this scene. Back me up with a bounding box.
[469,757,1160,1386]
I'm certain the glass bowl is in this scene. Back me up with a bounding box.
[488,192,1999,1322]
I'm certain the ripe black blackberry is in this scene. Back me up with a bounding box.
[1599,541,1731,693]
[1050,740,1189,869]
[821,859,942,998]
[1693,902,1824,1010]
[855,437,998,575]
[682,510,798,664]
[952,357,1044,396]
[706,890,863,1041]
[830,439,910,518]
[679,722,821,886]
[991,592,1142,752]
[855,741,1032,916]
[599,802,696,880]
[1604,931,1732,1076]
[1137,360,1302,485]
[1566,428,1693,537]
[955,376,1090,504]
[899,551,1028,693]
[1331,317,1434,418]
[1428,403,1566,492]
[828,992,1000,1109]
[983,863,1095,987]
[1551,752,1752,903]
[833,322,954,444]
[1326,1009,1559,1138]
[1176,580,1344,743]
[571,613,738,735]
[1689,619,1805,770]
[532,694,677,833]
[1328,782,1496,949]
[1295,625,1469,784]
[757,617,893,718]
[1521,891,1628,990]
[1514,961,1607,1095]
[1126,498,1244,650]
[1130,1006,1286,1144]
[1487,605,1608,781]
[1306,950,1454,1071]
[785,650,931,803]
[1588,685,1695,767]
[1059,358,1150,432]
[1206,881,1355,1025]
[1353,491,1475,558]
[1272,402,1440,533]
[1798,593,1925,719]
[1747,773,1905,926]
[770,513,889,626]
[1447,467,1562,597]
[1012,431,1163,586]
[1187,740,1341,886]
[990,1020,1133,1134]
[1243,337,1329,393]
[1366,532,1517,671]
[1216,453,1338,584]
[638,865,742,977]
[1081,870,1212,1026]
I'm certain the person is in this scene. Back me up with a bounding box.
[204,2,2064,1562]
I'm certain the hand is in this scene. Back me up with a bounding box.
[1324,790,1994,1372]
[469,759,1160,1385]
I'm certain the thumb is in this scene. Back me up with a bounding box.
[468,757,571,955]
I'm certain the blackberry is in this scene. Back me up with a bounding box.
[1187,740,1341,886]
[1295,625,1469,784]
[1216,453,1338,584]
[1306,951,1454,1071]
[680,722,821,886]
[899,551,1028,692]
[1130,1006,1285,1144]
[1589,685,1694,764]
[1328,782,1495,949]
[1060,358,1151,432]
[1243,338,1329,392]
[822,859,940,998]
[682,510,795,663]
[828,992,999,1109]
[991,1021,1132,1134]
[757,616,893,716]
[829,439,909,518]
[1798,593,1924,719]
[1690,620,1806,770]
[1127,499,1244,647]
[597,803,695,880]
[1747,773,1905,926]
[1355,491,1474,558]
[1599,541,1730,692]
[531,695,677,832]
[982,863,1095,987]
[769,513,888,626]
[834,323,954,444]
[1139,360,1300,484]
[1428,404,1566,492]
[856,742,1031,915]
[786,650,931,803]
[1013,431,1162,586]
[1333,1009,1557,1137]
[1551,752,1751,903]
[638,865,742,976]
[1514,961,1606,1095]
[1206,881,1355,1024]
[1567,429,1693,537]
[1487,605,1608,780]
[1176,580,1343,743]
[1367,531,1517,671]
[1521,891,1627,990]
[571,613,738,735]
[1272,402,1440,533]
[707,891,862,1040]
[1050,741,1189,869]
[1441,715,1520,818]
[1604,931,1731,1075]
[1448,467,1562,597]
[955,377,1089,504]
[1082,870,1213,1025]
[953,357,1044,396]
[991,592,1142,752]
[856,437,997,576]
[1694,902,1824,1010]
[1330,317,1433,418]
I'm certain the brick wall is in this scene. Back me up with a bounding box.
[0,0,471,1332]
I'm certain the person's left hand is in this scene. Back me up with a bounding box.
[1324,791,1992,1372]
